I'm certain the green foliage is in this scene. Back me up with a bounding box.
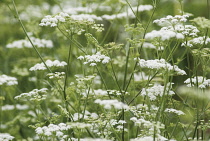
[1,0,210,141]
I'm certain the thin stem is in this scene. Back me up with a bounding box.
[207,0,210,19]
[10,0,52,73]
[64,37,73,101]
[128,71,159,105]
[109,57,122,92]
[100,22,113,45]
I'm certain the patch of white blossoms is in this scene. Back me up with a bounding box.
[142,42,164,50]
[146,15,199,41]
[162,25,199,37]
[165,108,185,116]
[141,84,175,101]
[2,104,29,111]
[184,76,210,88]
[72,110,98,121]
[130,117,166,140]
[102,5,153,20]
[70,14,102,22]
[92,89,128,96]
[29,60,67,71]
[68,122,92,129]
[182,36,210,47]
[0,75,18,86]
[63,7,93,15]
[94,99,129,110]
[153,15,189,26]
[6,37,53,48]
[39,12,102,27]
[72,138,112,141]
[77,52,110,66]
[39,12,69,27]
[47,72,65,79]
[0,133,15,141]
[14,88,48,102]
[145,29,185,41]
[35,123,71,139]
[130,135,169,141]
[106,119,127,132]
[135,58,186,75]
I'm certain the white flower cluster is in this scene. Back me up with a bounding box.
[73,138,112,141]
[94,99,129,110]
[2,104,29,111]
[165,108,185,116]
[19,4,45,21]
[153,15,189,26]
[142,42,164,50]
[146,15,199,41]
[92,24,104,32]
[130,104,158,118]
[163,25,199,37]
[72,110,98,121]
[82,89,129,98]
[77,52,110,66]
[182,36,210,47]
[35,123,71,139]
[130,118,166,140]
[68,122,92,129]
[130,135,169,141]
[92,89,108,96]
[145,29,184,41]
[141,84,175,101]
[93,89,128,96]
[11,67,29,76]
[102,5,153,20]
[107,89,128,96]
[40,12,102,28]
[39,12,69,27]
[109,119,127,131]
[47,72,65,79]
[184,76,210,88]
[0,133,15,141]
[71,14,102,22]
[6,37,53,48]
[14,88,48,101]
[74,74,96,90]
[135,58,186,75]
[29,60,67,71]
[134,72,149,81]
[130,136,154,141]
[63,7,93,15]
[0,74,18,86]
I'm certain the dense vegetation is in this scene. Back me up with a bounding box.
[1,0,210,140]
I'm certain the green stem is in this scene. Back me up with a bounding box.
[128,71,159,105]
[10,0,52,73]
[63,36,73,101]
[109,57,123,92]
[100,22,113,45]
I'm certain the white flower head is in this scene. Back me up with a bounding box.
[29,60,67,71]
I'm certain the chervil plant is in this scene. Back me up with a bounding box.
[1,0,210,140]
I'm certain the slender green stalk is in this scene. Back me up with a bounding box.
[96,67,109,92]
[100,22,113,45]
[82,86,91,120]
[109,56,123,92]
[128,71,159,105]
[124,2,158,95]
[63,36,73,101]
[57,27,86,54]
[10,0,52,73]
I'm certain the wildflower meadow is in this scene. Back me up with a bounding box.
[1,0,210,140]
